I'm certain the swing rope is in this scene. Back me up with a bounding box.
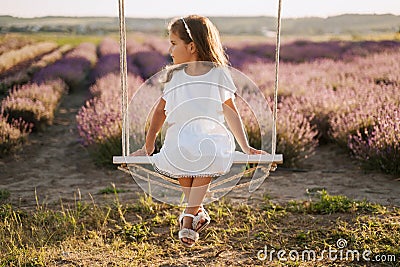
[118,164,271,194]
[116,0,283,193]
[118,0,129,156]
[272,0,282,155]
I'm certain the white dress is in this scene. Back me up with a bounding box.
[151,66,237,178]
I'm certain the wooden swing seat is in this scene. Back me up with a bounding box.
[113,152,283,165]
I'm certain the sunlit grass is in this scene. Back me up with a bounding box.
[0,189,398,266]
[7,33,105,47]
[3,32,167,48]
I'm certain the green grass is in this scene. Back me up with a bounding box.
[0,189,10,202]
[98,186,127,195]
[4,32,105,47]
[0,190,398,266]
[286,189,386,215]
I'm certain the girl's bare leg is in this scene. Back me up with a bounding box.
[186,177,212,210]
[178,177,193,204]
[178,177,193,244]
[179,177,212,245]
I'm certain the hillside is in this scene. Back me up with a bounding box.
[0,14,399,36]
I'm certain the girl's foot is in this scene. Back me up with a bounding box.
[178,205,210,246]
[179,214,199,247]
[193,206,210,232]
[181,206,206,231]
[181,215,194,244]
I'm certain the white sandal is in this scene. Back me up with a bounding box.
[178,213,199,248]
[192,205,211,233]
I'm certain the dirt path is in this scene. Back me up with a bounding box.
[0,87,399,208]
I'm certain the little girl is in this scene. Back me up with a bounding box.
[131,15,266,247]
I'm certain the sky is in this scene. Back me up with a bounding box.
[1,0,400,18]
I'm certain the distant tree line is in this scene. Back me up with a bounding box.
[0,14,399,36]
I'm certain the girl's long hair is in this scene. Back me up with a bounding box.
[162,15,229,83]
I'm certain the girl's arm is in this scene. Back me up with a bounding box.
[131,98,166,156]
[222,98,266,155]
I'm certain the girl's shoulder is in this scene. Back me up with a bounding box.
[213,65,232,77]
[194,65,231,79]
[163,64,232,85]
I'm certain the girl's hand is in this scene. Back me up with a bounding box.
[243,146,268,155]
[130,144,155,156]
[129,147,147,156]
[243,146,278,171]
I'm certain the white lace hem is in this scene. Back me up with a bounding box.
[153,165,225,178]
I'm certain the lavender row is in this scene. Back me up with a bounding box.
[0,44,73,95]
[77,38,149,165]
[33,42,97,90]
[92,37,169,81]
[349,106,400,175]
[1,79,67,131]
[77,73,151,165]
[126,37,170,79]
[0,35,36,56]
[242,47,399,173]
[226,39,400,67]
[0,115,31,156]
[91,38,141,81]
[1,42,97,155]
[229,40,398,167]
[0,42,58,74]
[2,43,98,131]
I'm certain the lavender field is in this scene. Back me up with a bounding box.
[0,33,399,266]
[0,33,399,176]
[74,36,400,174]
[1,34,400,172]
